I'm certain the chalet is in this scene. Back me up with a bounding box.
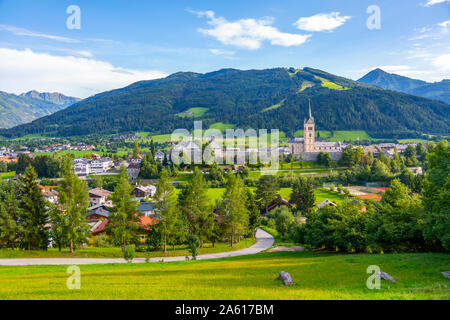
[407,167,423,175]
[132,185,156,199]
[127,161,141,181]
[316,199,337,210]
[89,215,159,245]
[43,190,58,204]
[154,150,165,162]
[137,202,156,216]
[264,196,292,214]
[86,205,111,221]
[88,188,112,207]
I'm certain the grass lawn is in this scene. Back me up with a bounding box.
[314,188,347,204]
[176,107,210,118]
[0,239,256,259]
[0,252,448,299]
[0,171,15,180]
[209,122,236,131]
[262,99,285,112]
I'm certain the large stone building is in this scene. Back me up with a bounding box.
[289,101,343,161]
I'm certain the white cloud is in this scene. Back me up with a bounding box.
[209,48,235,56]
[423,0,450,6]
[432,54,450,71]
[0,48,167,98]
[191,10,310,50]
[0,24,79,43]
[438,20,450,29]
[294,12,351,32]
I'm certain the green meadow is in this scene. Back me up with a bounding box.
[0,238,256,259]
[176,107,210,118]
[0,171,15,180]
[0,252,448,299]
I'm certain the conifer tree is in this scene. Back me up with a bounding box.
[0,180,22,249]
[107,165,139,251]
[18,165,49,250]
[50,158,90,253]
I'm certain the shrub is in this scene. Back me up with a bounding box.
[123,246,135,263]
[187,234,201,260]
[93,234,111,248]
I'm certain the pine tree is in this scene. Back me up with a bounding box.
[255,174,279,215]
[178,167,213,246]
[0,180,22,249]
[290,176,316,215]
[219,174,249,247]
[132,141,141,160]
[155,171,181,252]
[107,165,139,251]
[246,188,260,238]
[18,165,49,250]
[51,158,90,253]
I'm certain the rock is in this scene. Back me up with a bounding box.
[278,271,295,285]
[442,271,450,279]
[377,271,396,282]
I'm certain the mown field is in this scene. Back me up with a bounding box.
[0,252,448,299]
[0,238,256,259]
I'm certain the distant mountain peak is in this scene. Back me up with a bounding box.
[20,90,80,107]
[358,69,449,104]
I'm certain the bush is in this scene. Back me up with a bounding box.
[93,234,111,248]
[274,207,294,240]
[123,246,135,262]
[187,235,201,260]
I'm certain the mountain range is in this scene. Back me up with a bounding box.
[0,67,448,139]
[0,91,79,129]
[358,68,450,104]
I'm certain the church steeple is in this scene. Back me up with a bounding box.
[304,99,314,124]
[309,99,312,119]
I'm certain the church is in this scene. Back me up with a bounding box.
[289,101,343,160]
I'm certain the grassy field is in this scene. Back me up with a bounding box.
[0,171,15,180]
[209,122,236,131]
[0,239,256,259]
[0,252,448,299]
[176,107,210,118]
[262,99,285,112]
[314,76,348,91]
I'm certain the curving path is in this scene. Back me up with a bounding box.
[0,228,274,266]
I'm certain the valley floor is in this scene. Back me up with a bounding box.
[0,252,448,300]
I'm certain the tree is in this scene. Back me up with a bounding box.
[246,188,260,238]
[290,176,316,214]
[155,171,181,252]
[107,166,139,251]
[274,207,294,239]
[91,175,103,189]
[18,165,49,250]
[51,158,90,253]
[421,140,450,250]
[187,234,201,260]
[0,180,22,249]
[178,168,213,245]
[218,174,249,247]
[255,175,279,215]
[132,141,141,159]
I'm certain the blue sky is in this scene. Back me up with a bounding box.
[0,0,449,98]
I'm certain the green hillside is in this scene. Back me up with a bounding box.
[1,67,448,139]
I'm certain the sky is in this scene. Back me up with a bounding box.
[0,0,449,98]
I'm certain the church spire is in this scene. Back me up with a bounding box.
[309,98,312,119]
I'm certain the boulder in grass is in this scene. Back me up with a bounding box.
[377,271,396,282]
[442,271,450,279]
[278,271,295,286]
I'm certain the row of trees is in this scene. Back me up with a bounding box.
[284,141,449,252]
[149,168,261,252]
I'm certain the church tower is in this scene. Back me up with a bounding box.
[304,99,315,152]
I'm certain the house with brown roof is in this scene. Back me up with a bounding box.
[88,188,112,207]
